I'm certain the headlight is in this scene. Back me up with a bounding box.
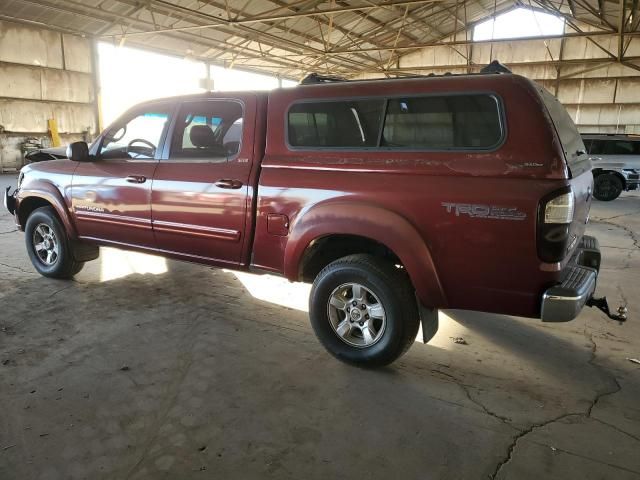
[17,172,24,189]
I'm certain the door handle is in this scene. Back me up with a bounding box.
[125,175,147,184]
[215,179,243,189]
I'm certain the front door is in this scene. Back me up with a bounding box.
[72,103,172,247]
[151,97,255,266]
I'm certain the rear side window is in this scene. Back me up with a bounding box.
[170,100,243,161]
[585,139,640,155]
[585,139,603,154]
[286,94,503,150]
[603,140,636,155]
[288,100,384,147]
[382,95,502,149]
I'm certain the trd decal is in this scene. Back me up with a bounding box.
[442,202,526,221]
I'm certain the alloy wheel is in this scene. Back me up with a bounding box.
[327,282,387,348]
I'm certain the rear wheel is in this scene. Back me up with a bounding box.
[309,254,420,367]
[25,206,84,278]
[594,173,623,201]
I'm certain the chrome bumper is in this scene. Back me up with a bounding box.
[541,235,600,322]
[4,186,16,215]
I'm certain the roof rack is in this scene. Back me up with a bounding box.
[300,73,347,85]
[480,60,512,74]
[299,61,512,86]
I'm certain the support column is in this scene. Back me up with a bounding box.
[90,39,103,136]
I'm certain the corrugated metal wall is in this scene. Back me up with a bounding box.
[388,32,640,135]
[0,20,97,171]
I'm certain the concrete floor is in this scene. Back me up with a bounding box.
[0,173,639,480]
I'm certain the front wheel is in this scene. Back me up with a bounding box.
[309,254,420,367]
[594,173,623,201]
[24,206,84,279]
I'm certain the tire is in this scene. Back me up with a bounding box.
[309,254,420,367]
[24,206,85,279]
[594,173,623,201]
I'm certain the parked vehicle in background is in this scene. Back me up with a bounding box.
[24,146,67,163]
[4,72,626,367]
[582,134,640,201]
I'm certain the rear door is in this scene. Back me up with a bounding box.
[150,97,256,266]
[72,103,173,247]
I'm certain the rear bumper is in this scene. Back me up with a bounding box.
[4,186,16,216]
[541,235,600,322]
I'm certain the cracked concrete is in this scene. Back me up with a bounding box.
[1,174,640,480]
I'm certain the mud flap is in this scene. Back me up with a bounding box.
[417,299,439,344]
[4,186,16,215]
[71,241,100,262]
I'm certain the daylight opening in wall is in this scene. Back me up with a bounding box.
[473,8,565,41]
[98,43,296,126]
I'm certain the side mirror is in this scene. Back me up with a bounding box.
[66,141,90,162]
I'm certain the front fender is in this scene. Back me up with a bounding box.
[284,202,447,308]
[16,180,77,239]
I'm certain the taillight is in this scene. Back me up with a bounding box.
[544,192,574,224]
[538,188,575,263]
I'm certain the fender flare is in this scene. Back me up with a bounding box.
[284,202,447,308]
[16,181,78,239]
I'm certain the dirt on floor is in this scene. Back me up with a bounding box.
[1,173,639,480]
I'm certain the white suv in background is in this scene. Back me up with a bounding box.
[582,134,640,201]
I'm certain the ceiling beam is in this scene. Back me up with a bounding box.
[97,0,441,37]
[597,0,605,20]
[533,0,621,62]
[101,0,432,72]
[348,54,640,74]
[572,0,617,29]
[202,0,388,67]
[330,0,424,48]
[243,29,640,57]
[618,0,625,59]
[12,0,316,75]
[142,0,382,71]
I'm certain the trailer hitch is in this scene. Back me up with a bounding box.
[587,296,628,323]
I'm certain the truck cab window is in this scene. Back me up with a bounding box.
[100,108,170,160]
[171,101,243,161]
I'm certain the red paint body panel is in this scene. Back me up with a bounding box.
[253,74,587,318]
[72,159,158,246]
[150,95,259,266]
[13,74,592,320]
[15,160,78,238]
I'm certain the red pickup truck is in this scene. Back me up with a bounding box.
[4,72,626,366]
